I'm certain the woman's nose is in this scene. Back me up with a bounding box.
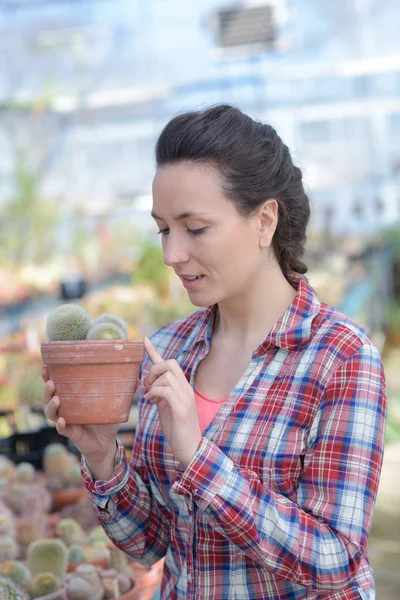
[163,235,189,266]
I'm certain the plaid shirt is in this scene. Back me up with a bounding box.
[82,274,386,600]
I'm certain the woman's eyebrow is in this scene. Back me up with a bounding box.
[151,211,211,221]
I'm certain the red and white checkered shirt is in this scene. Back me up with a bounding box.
[82,274,386,600]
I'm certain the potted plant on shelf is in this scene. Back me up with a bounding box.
[40,305,144,425]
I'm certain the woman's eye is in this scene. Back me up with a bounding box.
[156,228,169,236]
[188,227,207,235]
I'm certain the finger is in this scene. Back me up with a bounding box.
[144,385,172,403]
[147,359,181,386]
[44,379,56,404]
[149,370,178,390]
[41,366,49,383]
[45,395,60,422]
[55,417,75,440]
[144,338,164,365]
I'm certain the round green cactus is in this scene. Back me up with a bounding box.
[56,518,87,546]
[86,321,125,340]
[27,538,69,582]
[16,369,43,409]
[68,544,87,564]
[46,303,93,341]
[0,536,18,562]
[93,313,129,338]
[14,462,35,483]
[0,576,30,600]
[31,572,61,598]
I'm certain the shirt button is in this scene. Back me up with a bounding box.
[188,574,192,583]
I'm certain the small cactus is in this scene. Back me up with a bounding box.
[43,444,71,480]
[66,575,92,600]
[0,576,30,600]
[46,304,93,341]
[0,561,32,594]
[0,457,15,481]
[17,369,44,409]
[14,462,35,483]
[74,564,103,600]
[27,538,69,582]
[86,321,125,340]
[56,518,87,546]
[0,536,18,562]
[68,544,87,564]
[31,572,62,598]
[93,313,129,338]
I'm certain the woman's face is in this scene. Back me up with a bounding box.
[151,161,275,307]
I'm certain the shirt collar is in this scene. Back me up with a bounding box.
[175,273,321,357]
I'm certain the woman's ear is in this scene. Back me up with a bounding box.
[258,199,278,248]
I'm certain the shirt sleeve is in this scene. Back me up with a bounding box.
[80,365,171,566]
[171,343,387,593]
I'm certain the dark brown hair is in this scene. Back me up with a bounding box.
[155,104,310,280]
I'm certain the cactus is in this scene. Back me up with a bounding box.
[46,304,93,342]
[0,513,16,538]
[16,369,44,409]
[109,546,128,573]
[93,313,129,338]
[68,544,87,564]
[14,462,35,483]
[66,576,92,600]
[27,538,69,582]
[0,562,32,594]
[43,444,71,485]
[56,519,87,546]
[74,564,103,600]
[0,576,30,600]
[117,573,132,595]
[88,526,109,545]
[0,457,15,481]
[66,461,82,489]
[0,536,18,562]
[16,513,47,548]
[101,569,119,599]
[5,482,51,516]
[86,321,125,340]
[31,572,62,598]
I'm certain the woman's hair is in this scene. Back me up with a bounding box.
[155,104,310,280]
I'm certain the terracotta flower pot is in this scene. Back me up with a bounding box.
[40,340,144,424]
[51,487,88,512]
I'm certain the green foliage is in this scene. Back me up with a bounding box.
[46,304,93,341]
[0,149,59,267]
[135,238,170,298]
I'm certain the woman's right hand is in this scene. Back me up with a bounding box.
[42,366,120,479]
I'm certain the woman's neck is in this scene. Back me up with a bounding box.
[213,262,297,348]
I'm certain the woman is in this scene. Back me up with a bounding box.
[43,104,386,599]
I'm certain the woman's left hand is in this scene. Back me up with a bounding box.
[143,338,202,468]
